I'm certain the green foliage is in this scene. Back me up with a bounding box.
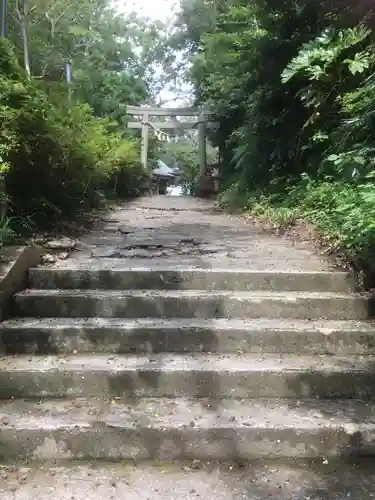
[6,0,167,123]
[176,0,375,277]
[0,38,146,230]
[0,0,176,237]
[243,177,375,273]
[109,140,149,198]
[281,26,372,85]
[279,24,375,176]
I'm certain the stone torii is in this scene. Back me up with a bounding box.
[126,105,217,177]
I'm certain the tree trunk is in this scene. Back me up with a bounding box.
[19,0,30,77]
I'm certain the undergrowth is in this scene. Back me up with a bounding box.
[182,2,375,287]
[0,38,148,246]
[220,177,375,288]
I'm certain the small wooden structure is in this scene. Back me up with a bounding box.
[151,160,179,195]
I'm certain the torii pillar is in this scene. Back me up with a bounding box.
[140,113,149,170]
[198,110,207,177]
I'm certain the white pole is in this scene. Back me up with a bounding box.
[141,113,149,170]
[198,111,206,176]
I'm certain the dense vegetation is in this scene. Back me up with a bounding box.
[173,0,375,278]
[0,0,169,237]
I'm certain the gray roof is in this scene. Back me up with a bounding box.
[152,160,178,178]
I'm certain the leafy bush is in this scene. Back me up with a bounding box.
[281,25,375,178]
[287,178,375,267]
[0,38,145,231]
[109,139,149,198]
[241,176,375,279]
[181,0,375,280]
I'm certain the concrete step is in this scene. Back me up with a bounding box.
[1,459,375,499]
[0,353,375,399]
[2,317,375,355]
[0,397,374,461]
[28,261,355,292]
[13,289,371,320]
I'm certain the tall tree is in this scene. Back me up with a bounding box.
[6,0,171,122]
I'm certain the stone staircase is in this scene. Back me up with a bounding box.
[0,260,375,464]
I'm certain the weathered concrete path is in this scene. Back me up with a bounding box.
[1,196,375,498]
[67,195,333,269]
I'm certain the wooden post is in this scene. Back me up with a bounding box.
[141,113,149,170]
[198,111,206,176]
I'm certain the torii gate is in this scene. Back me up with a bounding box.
[126,106,217,177]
